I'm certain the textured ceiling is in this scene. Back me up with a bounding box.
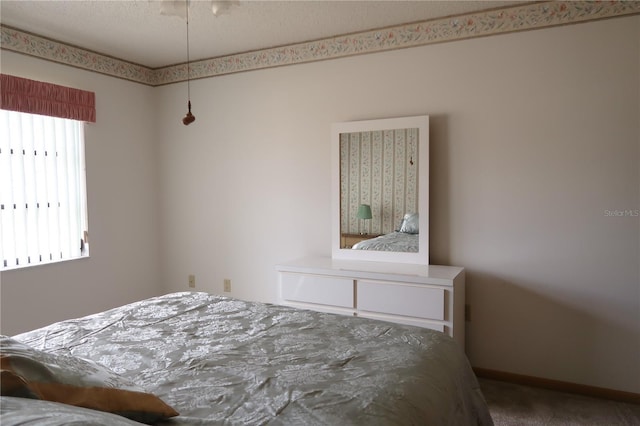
[0,1,526,68]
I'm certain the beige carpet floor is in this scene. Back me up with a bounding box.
[478,378,640,426]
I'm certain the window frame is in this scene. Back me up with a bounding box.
[1,110,90,270]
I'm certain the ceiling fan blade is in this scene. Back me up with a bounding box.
[159,0,188,19]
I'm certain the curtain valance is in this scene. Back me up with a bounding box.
[0,74,95,122]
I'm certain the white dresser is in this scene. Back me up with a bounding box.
[276,256,465,349]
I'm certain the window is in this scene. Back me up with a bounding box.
[0,110,88,269]
[0,74,95,270]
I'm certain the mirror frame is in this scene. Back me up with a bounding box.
[331,115,429,265]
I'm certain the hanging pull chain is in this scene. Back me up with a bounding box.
[183,0,195,125]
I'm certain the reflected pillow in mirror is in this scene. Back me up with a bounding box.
[399,213,419,234]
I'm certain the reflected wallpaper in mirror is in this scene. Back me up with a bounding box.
[340,128,419,252]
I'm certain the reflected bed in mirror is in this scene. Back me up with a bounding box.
[352,213,419,252]
[331,115,429,265]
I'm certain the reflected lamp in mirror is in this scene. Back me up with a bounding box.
[356,204,372,234]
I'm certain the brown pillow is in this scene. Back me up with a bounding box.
[0,336,178,424]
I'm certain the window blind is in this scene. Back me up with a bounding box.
[0,110,88,269]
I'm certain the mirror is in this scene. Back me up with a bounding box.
[332,115,429,265]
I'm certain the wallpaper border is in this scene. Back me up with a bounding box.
[2,1,639,86]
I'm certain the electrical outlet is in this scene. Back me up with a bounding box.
[223,279,231,292]
[465,304,471,322]
[188,274,196,288]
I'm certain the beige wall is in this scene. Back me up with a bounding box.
[0,15,637,394]
[157,16,639,393]
[0,51,163,334]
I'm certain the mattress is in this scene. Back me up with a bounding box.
[2,291,493,425]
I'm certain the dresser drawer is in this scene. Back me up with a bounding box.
[357,280,444,321]
[280,273,354,308]
[357,312,446,332]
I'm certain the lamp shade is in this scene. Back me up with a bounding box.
[356,204,372,220]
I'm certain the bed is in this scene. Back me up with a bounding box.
[352,212,420,252]
[352,231,418,252]
[1,291,493,425]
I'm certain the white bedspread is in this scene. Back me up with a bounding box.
[5,292,493,425]
[353,231,419,252]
